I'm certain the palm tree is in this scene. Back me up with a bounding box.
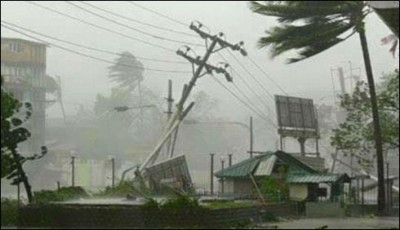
[250,1,386,215]
[108,51,144,92]
[109,51,145,130]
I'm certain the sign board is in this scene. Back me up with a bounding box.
[275,95,318,137]
[144,155,192,192]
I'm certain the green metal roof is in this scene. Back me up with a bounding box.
[275,151,317,174]
[286,173,350,184]
[214,152,274,178]
[215,151,317,179]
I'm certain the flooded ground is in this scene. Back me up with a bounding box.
[259,217,400,229]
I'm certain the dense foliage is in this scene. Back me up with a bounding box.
[33,186,89,204]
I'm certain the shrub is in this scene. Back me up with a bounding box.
[259,176,288,202]
[141,193,206,228]
[263,211,279,222]
[33,186,89,204]
[1,198,19,226]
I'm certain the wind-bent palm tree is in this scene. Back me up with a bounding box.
[250,1,386,215]
[109,51,145,130]
[109,51,144,92]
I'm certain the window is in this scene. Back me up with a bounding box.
[8,42,24,53]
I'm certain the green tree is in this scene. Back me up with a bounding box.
[108,52,144,92]
[1,77,19,178]
[331,71,399,171]
[1,76,47,203]
[250,1,387,214]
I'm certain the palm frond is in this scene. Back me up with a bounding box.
[258,20,354,59]
[250,1,363,23]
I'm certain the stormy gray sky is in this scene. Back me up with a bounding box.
[2,1,399,125]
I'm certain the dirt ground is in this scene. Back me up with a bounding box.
[257,216,399,229]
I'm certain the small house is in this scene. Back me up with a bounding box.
[215,151,350,202]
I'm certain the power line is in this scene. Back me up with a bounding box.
[211,76,277,129]
[247,53,288,96]
[219,52,276,118]
[1,23,191,74]
[231,67,276,117]
[122,3,279,128]
[125,2,289,100]
[227,49,276,104]
[1,20,187,65]
[24,1,177,53]
[65,1,203,47]
[231,82,278,128]
[231,82,269,119]
[127,2,188,27]
[80,1,198,38]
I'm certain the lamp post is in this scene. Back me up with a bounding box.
[70,150,76,187]
[220,157,225,195]
[108,155,116,189]
[210,153,215,196]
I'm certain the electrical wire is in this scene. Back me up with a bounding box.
[1,20,188,65]
[1,23,191,74]
[24,1,177,53]
[65,1,204,47]
[247,53,288,96]
[80,1,198,38]
[127,1,188,27]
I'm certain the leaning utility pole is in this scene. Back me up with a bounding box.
[165,79,174,157]
[249,116,254,158]
[139,21,246,172]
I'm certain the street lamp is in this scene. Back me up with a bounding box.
[114,104,164,130]
[70,150,76,187]
[108,155,116,189]
[220,156,226,195]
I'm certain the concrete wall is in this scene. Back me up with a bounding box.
[18,202,298,228]
[234,180,254,194]
[305,202,345,218]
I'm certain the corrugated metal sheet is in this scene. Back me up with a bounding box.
[215,152,274,178]
[286,174,341,183]
[254,155,277,176]
[291,155,326,172]
[275,151,317,174]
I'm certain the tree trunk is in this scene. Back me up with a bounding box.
[358,29,386,215]
[10,146,33,203]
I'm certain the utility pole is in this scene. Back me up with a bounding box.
[221,158,225,195]
[71,155,75,187]
[250,116,253,158]
[111,157,115,189]
[56,76,67,124]
[140,21,246,172]
[228,154,232,167]
[210,153,215,196]
[338,67,346,95]
[165,79,174,157]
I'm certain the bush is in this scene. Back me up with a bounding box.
[1,198,19,226]
[33,186,89,204]
[259,176,288,202]
[141,193,206,228]
[263,211,279,222]
[94,180,151,198]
